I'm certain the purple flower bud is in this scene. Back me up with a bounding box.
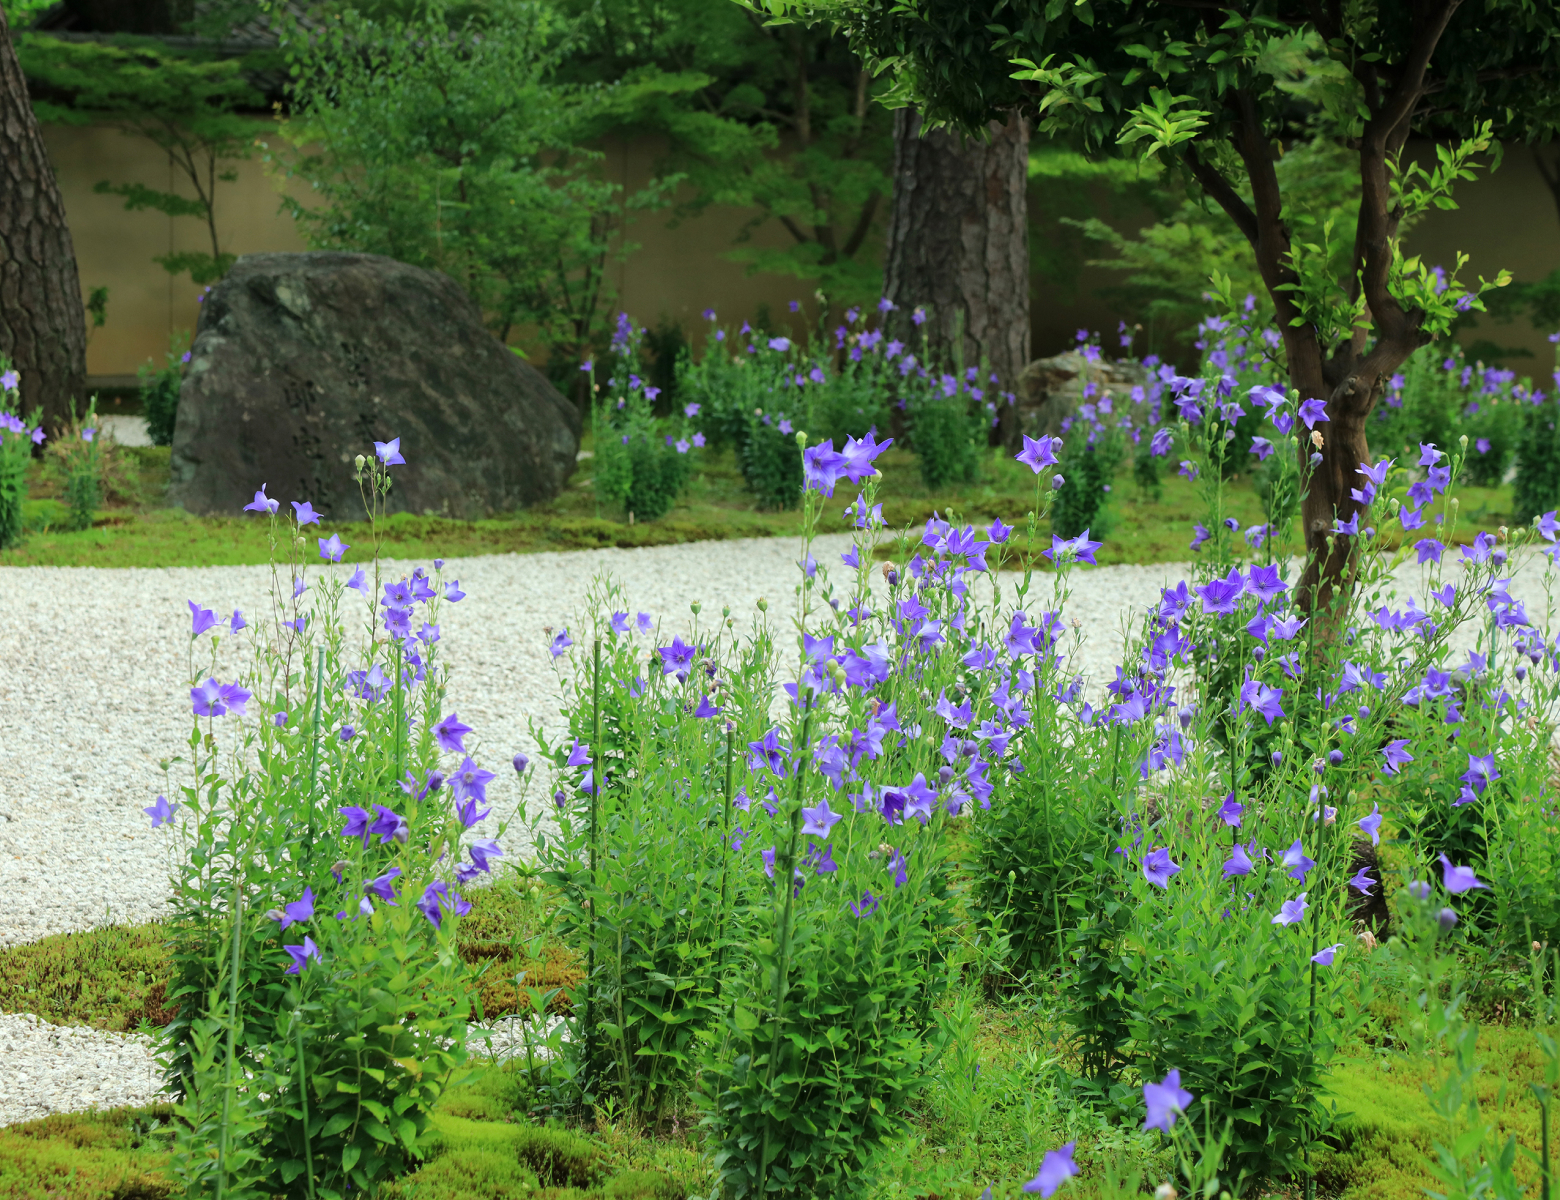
[1051,474,1065,490]
[425,770,445,793]
[1408,880,1431,899]
[1177,705,1194,730]
[937,765,954,785]
[1271,750,1282,767]
[553,789,566,809]
[1437,906,1458,931]
[274,711,288,727]
[339,725,356,742]
[1328,749,1343,766]
[513,753,530,773]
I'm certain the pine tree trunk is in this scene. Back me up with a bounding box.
[0,8,87,432]
[883,108,1030,443]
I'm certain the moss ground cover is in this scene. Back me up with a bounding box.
[0,874,579,1033]
[0,945,1547,1200]
[0,443,1513,571]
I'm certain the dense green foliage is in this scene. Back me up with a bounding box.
[17,34,265,284]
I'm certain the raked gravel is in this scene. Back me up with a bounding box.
[0,533,1552,1124]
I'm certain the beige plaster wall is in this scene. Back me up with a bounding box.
[42,120,1560,388]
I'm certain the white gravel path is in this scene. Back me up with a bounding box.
[0,532,1551,1125]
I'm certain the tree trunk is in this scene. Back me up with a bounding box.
[883,108,1030,443]
[0,7,87,432]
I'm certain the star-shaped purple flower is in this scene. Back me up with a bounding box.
[1142,846,1180,888]
[275,887,315,931]
[451,756,496,804]
[1358,803,1382,845]
[1016,434,1061,474]
[1438,853,1488,894]
[1142,1069,1194,1133]
[1381,740,1414,775]
[1022,1142,1079,1196]
[434,711,473,754]
[283,937,320,975]
[1298,398,1329,428]
[800,798,842,839]
[1271,892,1309,926]
[243,484,279,515]
[144,794,177,827]
[318,534,349,563]
[291,500,321,526]
[374,437,406,466]
[189,601,218,637]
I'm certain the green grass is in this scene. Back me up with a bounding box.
[2,442,1516,570]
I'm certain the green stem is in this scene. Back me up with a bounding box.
[304,646,325,866]
[295,1018,317,1200]
[756,709,813,1198]
[716,725,735,992]
[585,637,603,1092]
[393,642,405,784]
[215,879,244,1200]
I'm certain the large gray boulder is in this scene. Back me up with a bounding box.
[168,252,580,519]
[1015,350,1153,439]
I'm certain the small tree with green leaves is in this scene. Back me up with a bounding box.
[275,0,675,384]
[19,36,264,285]
[754,0,1560,611]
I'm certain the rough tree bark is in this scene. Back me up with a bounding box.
[883,108,1030,439]
[1184,0,1460,618]
[0,6,87,432]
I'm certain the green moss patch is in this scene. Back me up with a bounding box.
[1318,1024,1552,1200]
[0,875,576,1034]
[0,1104,174,1199]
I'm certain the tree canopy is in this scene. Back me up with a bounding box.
[756,0,1560,605]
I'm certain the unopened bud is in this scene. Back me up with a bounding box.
[1051,473,1064,490]
[795,430,808,447]
[354,454,367,471]
[1438,907,1459,932]
[1459,434,1469,450]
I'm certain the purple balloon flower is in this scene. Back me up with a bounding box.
[468,839,504,873]
[283,937,320,975]
[369,804,408,844]
[374,437,406,466]
[1358,803,1382,845]
[274,887,315,931]
[144,794,177,827]
[1142,846,1180,888]
[1438,853,1488,894]
[800,798,842,839]
[451,756,496,804]
[291,500,321,526]
[434,711,473,754]
[189,600,218,637]
[1022,1142,1079,1196]
[1348,867,1375,895]
[1271,892,1309,926]
[1311,943,1344,966]
[1142,1069,1194,1133]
